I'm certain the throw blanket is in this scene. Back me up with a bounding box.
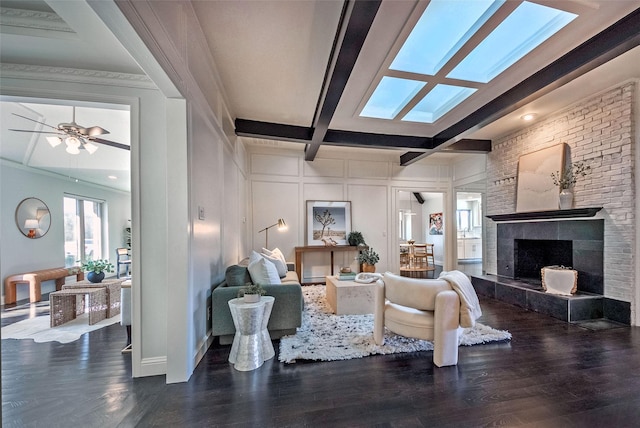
[439,270,482,328]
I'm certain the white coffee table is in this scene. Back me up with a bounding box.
[325,275,376,315]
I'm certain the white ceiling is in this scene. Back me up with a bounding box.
[1,98,131,191]
[1,0,639,190]
[196,0,639,154]
[0,0,140,192]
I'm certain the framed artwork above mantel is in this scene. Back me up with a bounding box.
[516,143,566,212]
[306,201,351,246]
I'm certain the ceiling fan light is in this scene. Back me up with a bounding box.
[65,136,81,147]
[46,136,62,147]
[83,142,98,154]
[65,144,80,155]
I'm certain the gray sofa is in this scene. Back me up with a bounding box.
[211,260,303,345]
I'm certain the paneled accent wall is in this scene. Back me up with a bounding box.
[248,146,460,283]
[486,82,636,308]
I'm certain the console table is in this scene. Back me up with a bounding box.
[295,245,366,285]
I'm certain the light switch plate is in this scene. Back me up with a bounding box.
[198,206,205,220]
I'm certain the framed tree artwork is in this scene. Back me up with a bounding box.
[306,201,351,246]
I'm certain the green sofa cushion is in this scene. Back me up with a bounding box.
[225,264,251,287]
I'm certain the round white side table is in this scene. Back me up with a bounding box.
[227,296,275,371]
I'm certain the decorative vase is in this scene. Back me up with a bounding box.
[362,263,376,273]
[243,293,260,303]
[559,189,573,210]
[87,271,105,283]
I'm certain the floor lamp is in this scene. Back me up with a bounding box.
[258,218,287,249]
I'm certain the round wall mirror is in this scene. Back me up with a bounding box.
[15,197,51,239]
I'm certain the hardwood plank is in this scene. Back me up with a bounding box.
[3,295,640,427]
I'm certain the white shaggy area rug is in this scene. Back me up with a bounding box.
[2,312,121,344]
[279,285,511,363]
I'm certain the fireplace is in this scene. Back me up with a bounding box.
[514,239,572,282]
[497,219,604,294]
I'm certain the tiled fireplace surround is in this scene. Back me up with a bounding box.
[471,219,631,324]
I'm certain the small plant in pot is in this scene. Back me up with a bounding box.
[347,231,366,247]
[238,283,266,303]
[358,248,380,273]
[80,259,114,283]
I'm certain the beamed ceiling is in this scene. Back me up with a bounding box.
[195,1,640,165]
[1,0,639,188]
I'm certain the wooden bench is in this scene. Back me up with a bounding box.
[4,267,84,305]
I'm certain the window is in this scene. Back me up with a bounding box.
[64,195,106,266]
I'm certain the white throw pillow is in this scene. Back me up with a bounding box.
[248,252,281,285]
[262,248,289,278]
[262,253,288,278]
[262,247,287,264]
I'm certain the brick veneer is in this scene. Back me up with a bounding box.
[485,82,636,306]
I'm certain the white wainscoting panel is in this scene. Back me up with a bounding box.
[349,184,389,272]
[251,153,299,176]
[304,158,345,178]
[391,163,447,181]
[348,160,390,179]
[303,183,345,204]
[251,181,300,259]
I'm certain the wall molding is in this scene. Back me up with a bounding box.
[0,63,156,90]
[0,7,75,35]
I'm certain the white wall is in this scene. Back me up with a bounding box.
[107,0,250,382]
[0,162,130,303]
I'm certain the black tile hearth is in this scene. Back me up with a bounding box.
[472,274,607,323]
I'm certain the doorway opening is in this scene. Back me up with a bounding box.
[455,191,483,276]
[396,189,444,278]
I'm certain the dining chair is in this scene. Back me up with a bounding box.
[116,247,131,279]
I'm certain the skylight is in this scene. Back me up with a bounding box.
[360,76,425,120]
[403,85,477,123]
[390,0,504,76]
[359,0,579,123]
[447,2,578,83]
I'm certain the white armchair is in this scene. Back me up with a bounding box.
[374,272,462,367]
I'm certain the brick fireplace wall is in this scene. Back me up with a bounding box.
[485,82,636,307]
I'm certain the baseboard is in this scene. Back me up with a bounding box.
[138,356,167,378]
[193,332,214,369]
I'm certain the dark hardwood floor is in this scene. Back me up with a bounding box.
[3,294,640,427]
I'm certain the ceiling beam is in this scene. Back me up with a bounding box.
[234,119,437,150]
[235,119,311,143]
[400,7,640,166]
[323,130,432,150]
[304,0,382,161]
[439,139,492,153]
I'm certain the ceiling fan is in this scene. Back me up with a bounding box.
[10,106,130,154]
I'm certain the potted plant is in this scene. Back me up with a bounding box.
[347,231,366,247]
[238,283,266,303]
[80,259,114,283]
[551,161,590,209]
[358,247,380,272]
